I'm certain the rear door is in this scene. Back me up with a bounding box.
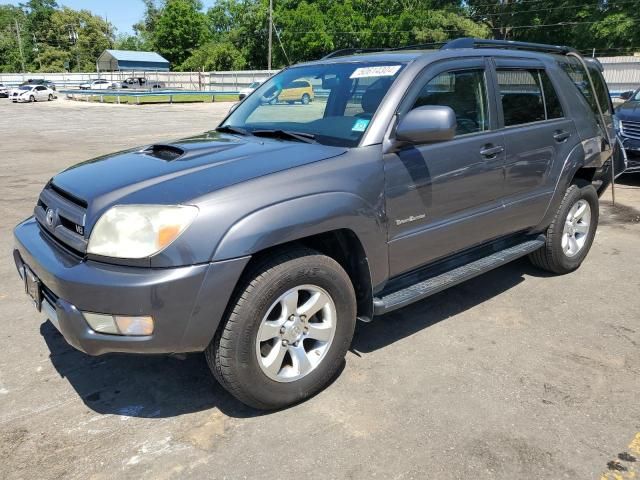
[384,58,507,276]
[492,58,577,232]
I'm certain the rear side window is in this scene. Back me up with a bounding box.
[559,57,611,117]
[411,69,489,136]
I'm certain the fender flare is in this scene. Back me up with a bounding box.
[212,192,388,287]
[534,141,587,231]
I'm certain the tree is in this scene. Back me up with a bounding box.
[180,41,246,71]
[153,0,208,66]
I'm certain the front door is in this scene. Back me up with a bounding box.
[384,58,507,277]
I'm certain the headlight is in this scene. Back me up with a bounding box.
[87,205,198,258]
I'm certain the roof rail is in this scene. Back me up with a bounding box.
[441,37,577,55]
[322,48,389,59]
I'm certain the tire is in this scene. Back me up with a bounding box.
[48,94,53,101]
[301,93,311,105]
[206,247,356,410]
[29,95,35,103]
[529,183,599,274]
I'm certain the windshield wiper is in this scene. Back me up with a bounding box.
[251,129,317,144]
[215,125,251,136]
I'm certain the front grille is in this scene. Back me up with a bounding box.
[621,120,640,140]
[34,183,88,254]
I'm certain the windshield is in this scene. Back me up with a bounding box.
[223,61,406,147]
[633,89,640,101]
[19,86,32,91]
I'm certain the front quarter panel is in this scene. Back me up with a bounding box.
[158,145,389,288]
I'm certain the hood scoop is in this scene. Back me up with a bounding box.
[140,144,185,161]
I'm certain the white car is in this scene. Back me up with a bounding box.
[10,85,55,103]
[79,79,118,90]
[239,81,262,99]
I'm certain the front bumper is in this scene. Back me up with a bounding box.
[13,217,250,356]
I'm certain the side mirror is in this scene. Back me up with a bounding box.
[395,106,457,144]
[620,91,633,100]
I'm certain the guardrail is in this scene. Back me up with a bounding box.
[61,89,240,104]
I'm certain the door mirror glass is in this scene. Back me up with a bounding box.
[396,105,457,144]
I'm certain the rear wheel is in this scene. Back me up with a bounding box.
[206,247,356,410]
[301,93,311,105]
[529,183,599,274]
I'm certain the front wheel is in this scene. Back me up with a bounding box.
[529,183,599,274]
[206,247,356,410]
[29,95,35,102]
[301,93,311,105]
[48,94,53,101]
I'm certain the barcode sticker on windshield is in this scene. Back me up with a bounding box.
[350,65,401,79]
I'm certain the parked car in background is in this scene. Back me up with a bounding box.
[79,79,118,90]
[20,79,56,91]
[614,87,640,173]
[239,81,262,99]
[0,84,8,98]
[120,77,165,89]
[261,79,314,104]
[10,85,55,103]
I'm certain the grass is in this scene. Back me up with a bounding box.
[75,93,240,104]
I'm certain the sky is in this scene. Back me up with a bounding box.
[1,0,215,35]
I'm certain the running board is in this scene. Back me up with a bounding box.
[373,236,546,315]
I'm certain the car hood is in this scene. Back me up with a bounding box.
[50,131,347,220]
[616,101,640,121]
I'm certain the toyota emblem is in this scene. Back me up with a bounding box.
[45,208,55,227]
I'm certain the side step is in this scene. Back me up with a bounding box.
[373,236,545,315]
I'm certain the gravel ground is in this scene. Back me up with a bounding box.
[1,98,639,480]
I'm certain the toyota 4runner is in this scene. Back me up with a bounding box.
[13,38,621,409]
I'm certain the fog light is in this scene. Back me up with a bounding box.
[114,315,154,336]
[84,312,119,335]
[83,312,154,336]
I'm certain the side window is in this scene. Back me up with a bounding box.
[588,65,611,117]
[559,58,610,117]
[411,69,489,136]
[539,71,563,119]
[497,69,546,126]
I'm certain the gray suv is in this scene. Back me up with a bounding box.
[13,38,619,409]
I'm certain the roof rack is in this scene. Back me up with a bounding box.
[322,48,389,59]
[441,37,577,55]
[321,37,579,60]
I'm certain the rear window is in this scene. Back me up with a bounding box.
[497,69,564,126]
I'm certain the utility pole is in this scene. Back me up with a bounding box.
[14,19,26,73]
[32,34,43,70]
[268,0,273,70]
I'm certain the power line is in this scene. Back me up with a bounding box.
[470,0,639,17]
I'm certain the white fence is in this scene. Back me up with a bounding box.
[599,56,640,94]
[0,70,279,91]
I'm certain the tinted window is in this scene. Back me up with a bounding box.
[539,71,563,119]
[559,57,611,117]
[412,69,489,136]
[497,69,546,126]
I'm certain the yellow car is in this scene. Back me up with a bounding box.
[276,80,314,104]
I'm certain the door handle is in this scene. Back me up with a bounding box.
[480,144,504,158]
[553,130,571,142]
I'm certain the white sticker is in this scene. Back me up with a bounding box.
[350,65,402,79]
